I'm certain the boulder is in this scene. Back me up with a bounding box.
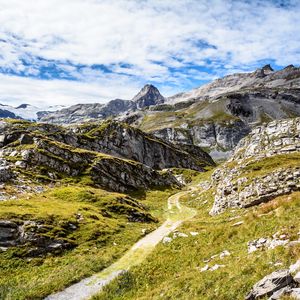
[0,220,20,246]
[0,165,14,183]
[245,269,293,300]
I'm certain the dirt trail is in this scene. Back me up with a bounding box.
[45,188,197,300]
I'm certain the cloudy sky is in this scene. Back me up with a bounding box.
[0,0,299,107]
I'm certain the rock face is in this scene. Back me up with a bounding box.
[152,119,251,161]
[246,260,300,300]
[72,121,215,171]
[0,220,74,256]
[0,119,214,192]
[210,117,300,215]
[245,269,294,300]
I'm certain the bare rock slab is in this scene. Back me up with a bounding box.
[245,269,293,300]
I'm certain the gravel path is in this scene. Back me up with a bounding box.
[45,188,197,300]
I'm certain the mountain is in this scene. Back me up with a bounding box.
[2,65,300,162]
[39,100,136,124]
[0,103,65,120]
[124,64,300,160]
[40,84,165,124]
[167,64,299,103]
[132,84,165,108]
[36,65,300,161]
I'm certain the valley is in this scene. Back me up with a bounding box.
[0,65,300,300]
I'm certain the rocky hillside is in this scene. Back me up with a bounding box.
[126,65,300,160]
[0,104,64,120]
[168,64,300,103]
[93,115,300,300]
[210,117,300,215]
[0,119,214,194]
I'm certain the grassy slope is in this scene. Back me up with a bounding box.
[95,170,300,300]
[0,186,176,300]
[138,99,239,133]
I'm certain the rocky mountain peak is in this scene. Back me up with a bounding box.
[261,64,274,74]
[16,104,32,109]
[132,84,165,109]
[254,64,274,78]
[284,64,295,70]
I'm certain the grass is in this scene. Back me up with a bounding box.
[231,152,300,188]
[243,152,300,175]
[0,185,176,300]
[94,180,300,300]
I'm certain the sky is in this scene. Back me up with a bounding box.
[0,0,299,108]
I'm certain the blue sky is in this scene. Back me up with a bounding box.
[0,0,299,107]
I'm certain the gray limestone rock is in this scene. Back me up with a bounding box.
[245,269,293,300]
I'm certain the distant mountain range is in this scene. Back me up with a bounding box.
[1,64,300,160]
[39,84,165,124]
[0,103,65,121]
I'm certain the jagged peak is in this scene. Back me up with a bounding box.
[262,64,274,73]
[15,104,32,109]
[132,84,162,100]
[254,64,274,78]
[132,84,164,109]
[283,64,295,70]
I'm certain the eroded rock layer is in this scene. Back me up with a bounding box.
[210,117,300,215]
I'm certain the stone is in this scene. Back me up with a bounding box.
[19,134,33,145]
[190,232,199,236]
[290,260,300,273]
[290,288,300,299]
[0,166,14,182]
[162,237,172,244]
[294,272,300,283]
[232,221,244,227]
[268,286,292,300]
[245,269,293,300]
[210,264,225,271]
[174,232,188,238]
[200,264,209,272]
[0,220,20,246]
[220,250,231,259]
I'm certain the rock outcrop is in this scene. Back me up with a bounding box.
[246,260,300,299]
[245,269,294,300]
[0,119,214,192]
[152,119,251,161]
[210,117,300,215]
[0,220,75,256]
[72,121,215,171]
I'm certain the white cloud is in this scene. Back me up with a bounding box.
[0,0,299,107]
[0,73,142,107]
